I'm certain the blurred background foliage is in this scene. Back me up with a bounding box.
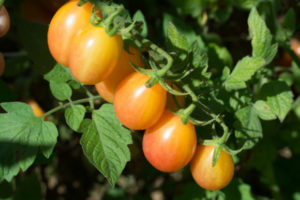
[0,0,300,199]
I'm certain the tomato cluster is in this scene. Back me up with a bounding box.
[48,1,234,191]
[48,0,123,85]
[0,5,10,77]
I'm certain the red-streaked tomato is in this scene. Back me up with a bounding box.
[0,53,5,76]
[114,72,167,130]
[190,145,234,191]
[95,47,144,103]
[47,0,93,66]
[69,25,123,85]
[0,6,10,37]
[27,100,47,120]
[143,109,197,172]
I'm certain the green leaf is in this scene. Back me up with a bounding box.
[166,22,189,51]
[208,43,233,69]
[0,102,58,181]
[65,105,86,131]
[281,8,296,38]
[80,104,132,186]
[49,81,72,101]
[254,100,276,121]
[223,178,256,200]
[133,10,148,37]
[232,0,260,9]
[44,63,72,83]
[258,81,293,122]
[248,7,278,64]
[234,106,262,150]
[224,56,265,90]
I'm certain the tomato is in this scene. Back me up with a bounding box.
[114,72,167,130]
[69,25,123,84]
[290,38,300,57]
[0,53,4,76]
[0,6,10,37]
[143,109,197,172]
[27,100,47,119]
[48,0,93,66]
[190,145,234,190]
[95,47,144,103]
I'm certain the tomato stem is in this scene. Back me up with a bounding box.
[42,96,102,118]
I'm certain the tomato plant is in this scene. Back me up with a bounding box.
[95,47,144,103]
[69,25,123,84]
[190,145,234,191]
[114,71,167,130]
[143,109,197,172]
[47,0,94,66]
[0,5,10,37]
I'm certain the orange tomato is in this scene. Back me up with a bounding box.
[27,100,46,119]
[143,109,197,172]
[166,84,185,110]
[95,47,144,103]
[69,25,123,84]
[190,145,234,190]
[0,6,10,37]
[0,53,5,76]
[47,0,93,66]
[114,72,167,130]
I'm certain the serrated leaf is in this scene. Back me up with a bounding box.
[80,104,132,186]
[208,43,233,68]
[0,102,58,181]
[133,10,147,37]
[224,56,265,90]
[65,105,86,131]
[258,81,293,122]
[254,100,276,121]
[166,22,189,51]
[248,8,278,64]
[44,63,72,83]
[234,106,262,150]
[281,8,296,38]
[49,81,72,101]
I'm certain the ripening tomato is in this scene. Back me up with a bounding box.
[290,38,300,57]
[0,53,5,76]
[47,0,93,66]
[0,6,10,37]
[274,38,300,67]
[143,109,197,172]
[190,145,234,191]
[69,25,123,84]
[95,47,144,103]
[27,100,47,119]
[114,72,167,130]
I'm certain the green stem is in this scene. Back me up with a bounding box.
[282,41,300,68]
[42,96,101,118]
[81,84,95,109]
[182,84,198,102]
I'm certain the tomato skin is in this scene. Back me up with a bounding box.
[0,6,10,37]
[47,0,93,66]
[27,100,46,118]
[143,109,197,172]
[290,38,300,57]
[114,72,167,130]
[69,25,123,85]
[0,53,5,76]
[190,145,234,191]
[95,47,144,103]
